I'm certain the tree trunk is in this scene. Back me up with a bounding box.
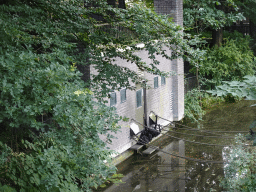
[212,2,224,47]
[212,28,223,47]
[118,0,126,9]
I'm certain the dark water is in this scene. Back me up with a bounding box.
[101,100,256,192]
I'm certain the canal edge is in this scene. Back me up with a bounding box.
[111,122,175,166]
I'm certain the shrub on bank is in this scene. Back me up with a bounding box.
[195,36,255,89]
[221,134,256,191]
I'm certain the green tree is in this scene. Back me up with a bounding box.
[236,0,256,24]
[235,0,256,52]
[184,0,245,46]
[196,34,256,88]
[0,0,200,191]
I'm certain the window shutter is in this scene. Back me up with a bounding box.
[120,89,126,103]
[110,92,116,106]
[154,77,158,88]
[136,89,142,108]
[161,76,166,85]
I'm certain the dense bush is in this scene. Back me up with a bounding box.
[0,83,121,191]
[221,134,256,191]
[0,0,200,191]
[184,89,206,122]
[184,88,225,122]
[197,36,255,89]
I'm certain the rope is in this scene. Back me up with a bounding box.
[157,117,226,137]
[166,129,234,139]
[158,116,248,134]
[132,136,224,164]
[172,126,227,136]
[159,124,234,139]
[176,122,248,133]
[164,133,232,147]
[132,119,233,147]
[130,118,253,164]
[168,128,251,147]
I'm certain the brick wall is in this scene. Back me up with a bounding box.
[98,0,184,155]
[100,53,184,154]
[154,0,184,121]
[171,58,184,121]
[154,0,183,27]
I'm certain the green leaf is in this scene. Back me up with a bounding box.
[33,173,40,185]
[100,184,107,188]
[253,139,256,146]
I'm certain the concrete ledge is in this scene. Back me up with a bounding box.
[112,149,134,166]
[111,123,174,166]
[142,146,159,155]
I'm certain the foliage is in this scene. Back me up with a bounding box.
[0,183,17,192]
[184,89,206,123]
[200,92,225,109]
[126,0,154,8]
[236,0,256,23]
[0,0,201,191]
[221,134,256,191]
[223,30,244,40]
[184,88,227,122]
[195,36,255,88]
[99,173,124,188]
[184,0,245,33]
[0,87,121,192]
[81,1,202,97]
[207,75,256,100]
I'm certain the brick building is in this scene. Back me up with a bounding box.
[93,0,184,160]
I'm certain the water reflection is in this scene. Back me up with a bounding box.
[101,100,256,192]
[104,140,185,192]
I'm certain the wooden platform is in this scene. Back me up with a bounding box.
[130,144,144,152]
[142,146,159,155]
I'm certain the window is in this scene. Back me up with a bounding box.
[110,92,116,107]
[120,88,126,103]
[136,89,142,108]
[154,76,158,88]
[161,76,166,85]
